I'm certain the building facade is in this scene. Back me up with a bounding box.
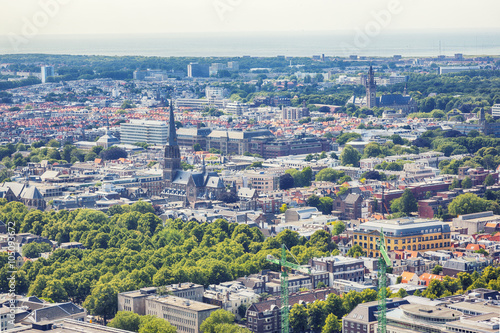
[145,296,219,333]
[121,120,169,145]
[353,218,451,257]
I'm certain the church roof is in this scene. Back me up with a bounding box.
[206,176,225,189]
[378,94,412,106]
[20,186,44,200]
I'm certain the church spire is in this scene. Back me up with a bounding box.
[168,98,178,146]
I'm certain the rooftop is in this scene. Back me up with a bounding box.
[147,296,219,312]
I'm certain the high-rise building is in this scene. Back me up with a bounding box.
[120,120,169,145]
[187,63,209,78]
[41,66,54,83]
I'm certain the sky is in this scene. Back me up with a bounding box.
[1,0,500,37]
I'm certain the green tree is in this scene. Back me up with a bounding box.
[47,139,60,148]
[290,304,308,333]
[275,229,300,249]
[322,313,341,333]
[319,197,333,215]
[83,283,119,324]
[483,174,495,186]
[363,142,382,158]
[42,280,68,303]
[307,230,335,252]
[108,311,141,332]
[279,173,295,190]
[395,288,408,298]
[331,221,346,235]
[138,315,176,333]
[193,143,202,151]
[461,176,472,189]
[200,309,235,333]
[449,178,460,190]
[391,189,418,216]
[307,301,326,333]
[432,265,443,275]
[279,204,288,214]
[448,193,500,216]
[22,242,51,258]
[347,244,365,258]
[340,145,360,167]
[307,194,321,208]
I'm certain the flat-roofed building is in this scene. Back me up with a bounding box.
[118,283,204,316]
[308,255,365,284]
[385,304,462,333]
[353,218,451,257]
[492,104,500,118]
[452,211,500,235]
[145,296,219,333]
[342,298,408,333]
[120,120,168,145]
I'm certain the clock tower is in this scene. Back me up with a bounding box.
[365,66,377,109]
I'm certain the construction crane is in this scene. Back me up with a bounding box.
[266,244,311,333]
[377,229,391,333]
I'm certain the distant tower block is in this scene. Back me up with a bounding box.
[41,66,54,84]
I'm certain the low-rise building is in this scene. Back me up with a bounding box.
[145,296,219,333]
[342,298,409,333]
[353,218,451,257]
[118,283,204,315]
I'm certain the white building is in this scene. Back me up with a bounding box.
[120,120,169,145]
[41,66,54,83]
[492,104,500,118]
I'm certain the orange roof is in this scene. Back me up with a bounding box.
[419,273,443,282]
[453,252,465,257]
[466,244,485,251]
[401,272,417,284]
[485,222,499,227]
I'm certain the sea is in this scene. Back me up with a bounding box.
[1,30,500,58]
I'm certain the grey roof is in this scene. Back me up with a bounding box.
[345,193,362,204]
[345,298,408,323]
[20,186,44,200]
[378,94,412,106]
[238,188,256,199]
[206,177,224,189]
[357,219,450,237]
[3,182,25,197]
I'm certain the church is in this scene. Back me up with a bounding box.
[347,66,417,113]
[161,101,226,206]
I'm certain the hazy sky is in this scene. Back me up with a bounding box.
[1,0,500,36]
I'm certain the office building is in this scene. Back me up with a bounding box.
[145,296,219,333]
[353,218,451,257]
[205,86,226,100]
[492,104,500,118]
[281,107,309,120]
[118,283,205,316]
[187,63,209,78]
[439,66,481,74]
[342,298,409,333]
[308,255,365,284]
[120,120,169,145]
[41,66,54,83]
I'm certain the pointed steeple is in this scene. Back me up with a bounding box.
[168,99,178,146]
[403,82,408,95]
[201,155,206,174]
